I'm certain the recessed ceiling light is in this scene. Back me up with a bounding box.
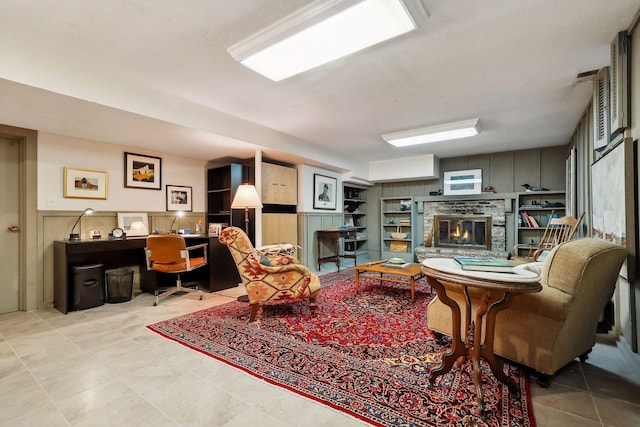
[382,119,481,147]
[227,0,428,81]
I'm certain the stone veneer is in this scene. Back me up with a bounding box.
[423,199,507,252]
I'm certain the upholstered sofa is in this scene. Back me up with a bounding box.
[426,238,627,384]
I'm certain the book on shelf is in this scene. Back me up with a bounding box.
[453,256,514,273]
[519,212,530,227]
[380,262,412,269]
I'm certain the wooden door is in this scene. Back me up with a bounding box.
[0,137,20,313]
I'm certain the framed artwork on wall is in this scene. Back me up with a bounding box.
[124,152,162,190]
[117,212,149,236]
[313,174,337,210]
[443,169,482,196]
[166,185,192,212]
[63,167,108,199]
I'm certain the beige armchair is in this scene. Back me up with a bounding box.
[219,226,321,322]
[427,238,627,385]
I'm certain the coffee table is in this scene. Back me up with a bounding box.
[421,258,541,412]
[355,260,424,301]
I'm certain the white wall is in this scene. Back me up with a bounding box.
[298,164,343,213]
[37,132,207,212]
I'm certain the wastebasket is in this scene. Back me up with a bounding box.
[72,264,105,310]
[105,269,134,303]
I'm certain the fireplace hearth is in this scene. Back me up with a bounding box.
[434,214,492,250]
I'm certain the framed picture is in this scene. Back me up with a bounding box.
[591,137,636,281]
[443,169,482,196]
[117,212,149,236]
[124,152,161,190]
[166,185,192,212]
[313,174,337,210]
[208,223,223,237]
[63,167,108,199]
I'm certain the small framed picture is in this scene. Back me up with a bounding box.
[208,223,223,237]
[117,212,149,236]
[313,174,337,210]
[124,152,162,190]
[63,167,108,199]
[166,185,192,212]
[443,169,482,196]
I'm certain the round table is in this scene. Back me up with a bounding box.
[421,258,542,412]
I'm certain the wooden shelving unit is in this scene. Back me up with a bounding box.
[381,196,417,262]
[343,184,367,259]
[514,190,566,254]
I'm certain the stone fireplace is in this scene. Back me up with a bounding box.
[434,214,492,250]
[416,199,507,261]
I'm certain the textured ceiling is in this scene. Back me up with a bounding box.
[0,0,638,176]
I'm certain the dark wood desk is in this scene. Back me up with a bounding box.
[421,258,541,412]
[316,228,359,271]
[54,235,239,314]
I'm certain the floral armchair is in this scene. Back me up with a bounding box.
[219,226,321,322]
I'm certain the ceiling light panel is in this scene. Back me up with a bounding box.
[382,119,481,147]
[228,0,427,81]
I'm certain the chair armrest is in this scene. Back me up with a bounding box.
[184,243,208,265]
[247,256,313,276]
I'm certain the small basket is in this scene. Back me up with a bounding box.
[391,226,407,239]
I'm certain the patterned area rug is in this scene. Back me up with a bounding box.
[147,268,535,427]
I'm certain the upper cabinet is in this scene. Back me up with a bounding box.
[262,162,297,205]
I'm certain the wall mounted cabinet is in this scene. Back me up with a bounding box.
[261,162,297,205]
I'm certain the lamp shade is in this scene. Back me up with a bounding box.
[231,184,263,209]
[128,221,148,236]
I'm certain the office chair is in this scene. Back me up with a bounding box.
[145,234,207,305]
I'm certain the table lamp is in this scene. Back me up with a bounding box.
[170,211,185,234]
[69,208,94,240]
[231,184,263,233]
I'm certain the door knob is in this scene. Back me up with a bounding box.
[7,225,19,232]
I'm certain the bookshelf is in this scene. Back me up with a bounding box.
[381,197,417,262]
[515,190,566,255]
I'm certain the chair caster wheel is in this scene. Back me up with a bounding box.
[153,301,158,306]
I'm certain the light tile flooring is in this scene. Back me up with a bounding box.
[1,277,640,426]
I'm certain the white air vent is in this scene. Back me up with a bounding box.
[593,67,610,150]
[610,31,630,134]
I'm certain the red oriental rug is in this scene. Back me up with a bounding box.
[147,269,535,427]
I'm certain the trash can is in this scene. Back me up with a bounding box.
[105,269,134,303]
[72,264,105,310]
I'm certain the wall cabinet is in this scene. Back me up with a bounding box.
[262,213,298,247]
[261,162,297,205]
[381,197,417,262]
[343,185,367,259]
[514,190,566,254]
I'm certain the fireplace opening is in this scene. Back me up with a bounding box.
[434,214,492,250]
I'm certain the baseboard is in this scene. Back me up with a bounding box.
[619,335,640,371]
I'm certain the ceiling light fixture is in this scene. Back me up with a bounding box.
[227,0,428,81]
[382,118,481,147]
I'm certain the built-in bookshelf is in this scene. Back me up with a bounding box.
[381,196,417,262]
[515,190,566,255]
[343,184,367,259]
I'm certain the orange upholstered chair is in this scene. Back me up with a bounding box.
[219,226,321,322]
[145,234,208,306]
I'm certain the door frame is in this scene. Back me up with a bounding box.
[0,124,37,311]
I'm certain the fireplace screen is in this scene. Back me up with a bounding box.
[434,215,492,250]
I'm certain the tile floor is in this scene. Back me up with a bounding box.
[1,274,639,426]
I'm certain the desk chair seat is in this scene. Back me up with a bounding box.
[145,234,208,305]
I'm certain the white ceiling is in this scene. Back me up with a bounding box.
[0,0,638,177]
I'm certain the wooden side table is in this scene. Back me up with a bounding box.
[316,228,358,271]
[421,258,541,412]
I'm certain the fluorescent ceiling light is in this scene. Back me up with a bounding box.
[382,119,481,147]
[227,0,427,81]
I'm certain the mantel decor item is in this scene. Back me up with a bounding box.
[124,152,162,190]
[313,174,337,210]
[443,169,482,196]
[63,167,108,199]
[117,212,149,236]
[166,185,192,212]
